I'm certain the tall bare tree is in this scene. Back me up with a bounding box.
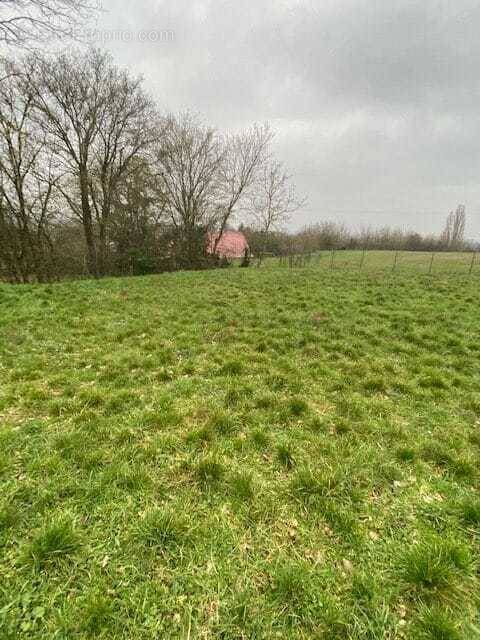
[249,160,305,263]
[441,205,466,249]
[213,124,272,254]
[0,0,99,48]
[0,60,60,282]
[88,66,158,274]
[154,116,271,267]
[26,48,108,276]
[26,48,156,276]
[154,113,224,267]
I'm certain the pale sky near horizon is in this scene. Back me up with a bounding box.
[92,0,479,237]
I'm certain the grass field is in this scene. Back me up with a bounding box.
[1,251,479,639]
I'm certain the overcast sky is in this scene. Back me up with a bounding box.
[95,0,480,237]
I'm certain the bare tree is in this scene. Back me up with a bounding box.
[249,161,305,263]
[154,116,271,267]
[25,48,156,277]
[154,113,224,267]
[88,67,158,274]
[441,212,453,247]
[212,124,272,254]
[0,60,61,282]
[26,48,108,276]
[451,204,466,247]
[441,205,466,249]
[0,0,99,48]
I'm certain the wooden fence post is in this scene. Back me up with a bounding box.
[469,252,476,275]
[392,251,399,272]
[428,253,435,274]
[359,249,366,270]
[330,249,335,270]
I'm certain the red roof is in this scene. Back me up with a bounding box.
[207,231,249,259]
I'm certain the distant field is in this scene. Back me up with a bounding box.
[1,252,479,639]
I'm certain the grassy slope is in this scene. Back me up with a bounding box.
[0,252,479,639]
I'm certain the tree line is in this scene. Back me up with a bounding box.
[0,4,475,284]
[243,205,471,257]
[0,48,471,284]
[0,49,303,283]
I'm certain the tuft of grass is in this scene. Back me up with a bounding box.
[396,446,416,462]
[210,413,237,436]
[401,538,472,601]
[228,589,252,628]
[103,465,150,492]
[363,377,388,393]
[186,426,214,446]
[0,503,17,532]
[422,445,475,480]
[288,397,309,416]
[138,509,188,550]
[449,459,476,481]
[251,429,269,449]
[269,561,319,626]
[221,360,243,376]
[276,444,295,470]
[26,517,79,569]
[255,394,275,409]
[457,498,480,527]
[291,468,347,505]
[195,459,224,486]
[334,419,350,435]
[418,373,449,390]
[80,593,113,635]
[225,388,242,406]
[414,607,462,640]
[229,472,254,501]
[350,572,378,605]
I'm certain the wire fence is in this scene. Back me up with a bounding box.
[267,250,479,276]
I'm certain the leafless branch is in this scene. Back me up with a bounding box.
[0,0,100,48]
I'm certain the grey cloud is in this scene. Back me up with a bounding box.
[97,0,480,236]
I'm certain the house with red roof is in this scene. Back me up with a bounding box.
[206,230,250,259]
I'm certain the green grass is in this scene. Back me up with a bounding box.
[0,251,479,638]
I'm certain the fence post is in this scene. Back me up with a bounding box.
[469,252,476,275]
[360,248,366,270]
[330,249,335,270]
[392,251,399,272]
[428,253,435,274]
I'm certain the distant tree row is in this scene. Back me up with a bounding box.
[243,206,471,257]
[0,49,303,282]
